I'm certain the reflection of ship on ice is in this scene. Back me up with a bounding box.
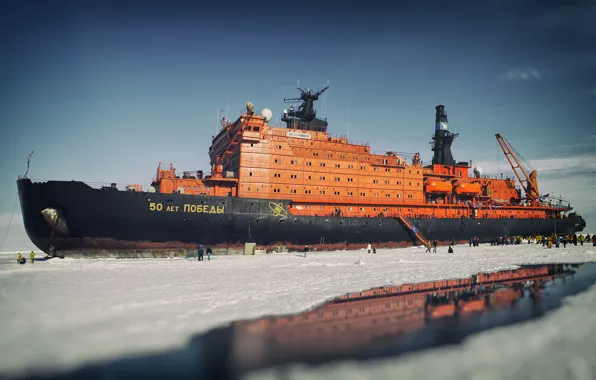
[226,264,580,375]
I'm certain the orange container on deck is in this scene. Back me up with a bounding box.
[425,181,453,194]
[454,183,482,195]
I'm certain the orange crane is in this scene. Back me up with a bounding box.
[495,133,540,201]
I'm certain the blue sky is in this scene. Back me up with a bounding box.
[1,0,595,251]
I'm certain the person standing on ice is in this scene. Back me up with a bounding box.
[206,246,212,261]
[197,245,204,261]
[303,245,309,257]
[367,243,372,254]
[432,240,438,253]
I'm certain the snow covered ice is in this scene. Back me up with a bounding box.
[1,243,595,378]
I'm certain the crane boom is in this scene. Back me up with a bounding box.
[495,133,540,200]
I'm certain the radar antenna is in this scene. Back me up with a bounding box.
[282,85,329,131]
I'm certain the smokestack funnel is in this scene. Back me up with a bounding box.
[435,105,448,131]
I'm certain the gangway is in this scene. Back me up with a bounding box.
[397,215,431,248]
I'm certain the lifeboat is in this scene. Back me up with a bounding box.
[454,182,482,195]
[425,181,453,194]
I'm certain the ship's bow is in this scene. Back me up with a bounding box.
[17,178,53,252]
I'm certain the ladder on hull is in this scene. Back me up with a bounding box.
[397,215,431,248]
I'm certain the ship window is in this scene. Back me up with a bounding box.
[409,182,412,186]
[248,187,251,191]
[253,127,260,131]
[250,143,254,147]
[417,171,420,174]
[397,181,401,185]
[348,165,353,169]
[313,152,319,156]
[291,174,297,179]
[385,168,390,172]
[335,164,340,168]
[347,192,353,196]
[360,166,365,170]
[328,154,332,158]
[374,193,379,197]
[386,194,390,197]
[276,145,282,149]
[384,180,390,184]
[360,192,365,196]
[306,161,312,166]
[397,194,401,198]
[244,126,251,130]
[291,160,297,164]
[408,194,413,198]
[373,207,377,211]
[376,158,380,162]
[373,180,378,184]
[383,159,388,165]
[320,176,326,180]
[275,159,280,163]
[334,191,340,195]
[320,163,326,167]
[305,190,311,194]
[348,207,353,211]
[417,182,420,186]
[360,207,365,211]
[308,176,312,180]
[385,208,390,211]
[334,177,340,181]
[348,178,353,182]
[374,167,379,171]
[340,155,344,159]
[458,170,462,176]
[290,189,297,193]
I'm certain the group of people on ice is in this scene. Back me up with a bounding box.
[470,233,595,248]
[197,245,213,261]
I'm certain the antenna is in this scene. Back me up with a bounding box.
[347,108,350,138]
[297,79,300,88]
[323,79,330,118]
[226,92,229,121]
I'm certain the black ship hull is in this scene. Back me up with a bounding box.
[17,179,586,257]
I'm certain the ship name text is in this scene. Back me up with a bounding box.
[287,131,312,139]
[149,202,225,214]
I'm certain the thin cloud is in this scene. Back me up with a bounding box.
[474,152,596,178]
[501,67,549,81]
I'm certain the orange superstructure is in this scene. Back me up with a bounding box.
[140,85,585,249]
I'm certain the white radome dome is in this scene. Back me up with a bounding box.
[261,108,273,122]
[473,166,483,178]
